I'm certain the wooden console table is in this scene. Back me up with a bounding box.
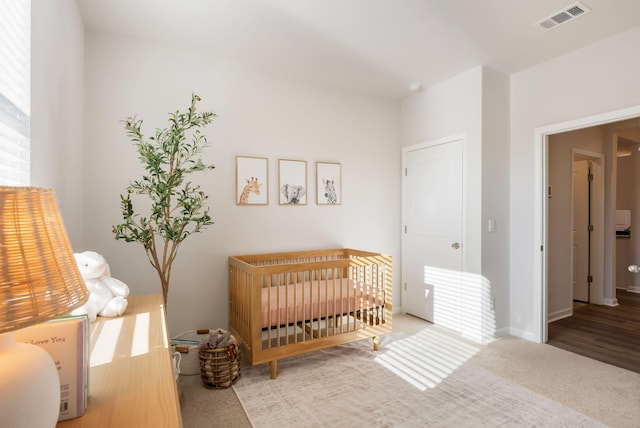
[57,294,183,427]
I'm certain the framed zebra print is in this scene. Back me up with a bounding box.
[316,162,341,205]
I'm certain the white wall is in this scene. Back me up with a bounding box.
[401,67,483,274]
[31,0,85,247]
[34,3,640,343]
[510,26,640,340]
[400,66,511,340]
[82,32,401,335]
[480,68,510,336]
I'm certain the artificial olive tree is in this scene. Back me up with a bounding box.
[113,94,216,306]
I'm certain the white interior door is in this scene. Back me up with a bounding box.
[572,159,590,302]
[402,138,463,332]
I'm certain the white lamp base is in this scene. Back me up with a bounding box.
[0,332,60,428]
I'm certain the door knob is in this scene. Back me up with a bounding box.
[451,242,460,250]
[629,265,639,273]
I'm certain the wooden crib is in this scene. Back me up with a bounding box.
[229,248,392,379]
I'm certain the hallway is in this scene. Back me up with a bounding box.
[548,290,640,373]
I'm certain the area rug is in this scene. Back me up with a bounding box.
[233,330,605,427]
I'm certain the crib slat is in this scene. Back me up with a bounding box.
[316,269,321,339]
[284,272,289,346]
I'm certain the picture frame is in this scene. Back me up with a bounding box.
[278,159,307,205]
[316,162,341,205]
[236,156,268,205]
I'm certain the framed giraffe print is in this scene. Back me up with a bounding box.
[316,162,341,205]
[236,156,268,205]
[279,159,307,205]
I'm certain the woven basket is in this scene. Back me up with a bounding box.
[199,343,240,389]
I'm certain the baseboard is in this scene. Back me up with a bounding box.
[509,327,537,342]
[547,307,572,323]
[493,326,510,338]
[476,327,510,345]
[625,286,640,294]
[603,297,619,306]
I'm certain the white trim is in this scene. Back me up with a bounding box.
[548,307,573,323]
[509,327,536,342]
[402,133,467,153]
[493,327,511,338]
[602,298,620,306]
[534,104,640,344]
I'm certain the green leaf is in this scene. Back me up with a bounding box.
[113,93,217,300]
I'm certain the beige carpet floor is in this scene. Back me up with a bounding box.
[179,315,640,427]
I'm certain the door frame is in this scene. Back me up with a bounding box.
[571,149,605,305]
[534,105,640,343]
[401,133,468,315]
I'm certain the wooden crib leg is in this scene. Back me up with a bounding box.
[269,360,278,379]
[372,336,379,351]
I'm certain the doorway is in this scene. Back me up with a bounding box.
[571,150,604,306]
[534,105,640,343]
[572,158,591,303]
[401,134,464,333]
[547,142,605,323]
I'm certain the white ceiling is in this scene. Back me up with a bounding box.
[77,0,640,100]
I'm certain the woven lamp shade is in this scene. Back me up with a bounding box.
[0,186,89,334]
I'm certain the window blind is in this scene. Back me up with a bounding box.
[0,0,30,186]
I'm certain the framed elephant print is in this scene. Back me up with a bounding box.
[278,159,307,205]
[236,156,268,205]
[316,162,341,205]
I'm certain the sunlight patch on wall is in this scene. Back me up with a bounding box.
[425,265,497,344]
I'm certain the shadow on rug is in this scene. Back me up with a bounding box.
[233,329,604,427]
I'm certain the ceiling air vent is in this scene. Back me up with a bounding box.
[535,2,592,31]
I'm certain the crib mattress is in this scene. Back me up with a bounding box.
[261,279,385,328]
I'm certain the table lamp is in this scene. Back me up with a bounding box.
[0,187,89,427]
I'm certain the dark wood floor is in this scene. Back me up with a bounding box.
[548,289,640,373]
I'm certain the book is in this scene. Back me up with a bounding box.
[15,314,89,422]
